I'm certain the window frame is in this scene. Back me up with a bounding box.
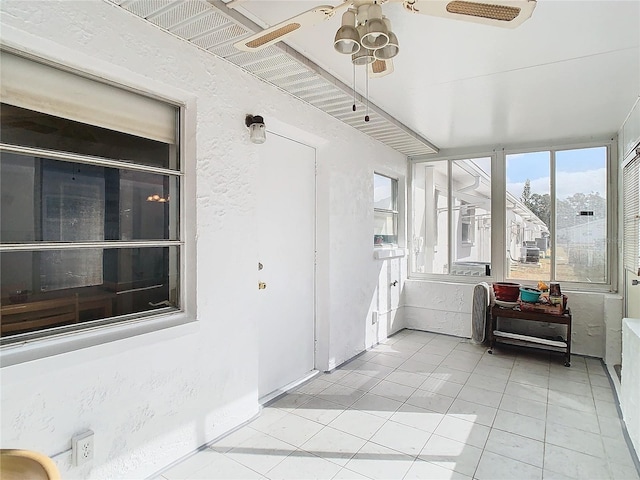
[374,172,399,248]
[409,139,617,291]
[503,142,616,292]
[0,48,196,366]
[409,152,495,280]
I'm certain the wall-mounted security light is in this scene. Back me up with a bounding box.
[245,114,266,144]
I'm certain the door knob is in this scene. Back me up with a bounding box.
[258,282,267,290]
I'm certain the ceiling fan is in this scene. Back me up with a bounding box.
[231,0,537,77]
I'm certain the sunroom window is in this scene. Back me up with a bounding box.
[411,157,491,276]
[0,51,181,343]
[506,146,608,284]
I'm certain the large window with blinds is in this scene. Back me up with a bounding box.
[624,153,640,276]
[0,51,182,343]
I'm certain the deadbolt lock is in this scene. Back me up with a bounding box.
[258,282,267,290]
[258,262,263,271]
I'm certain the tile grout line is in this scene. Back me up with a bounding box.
[166,330,638,480]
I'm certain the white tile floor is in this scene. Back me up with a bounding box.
[156,330,640,480]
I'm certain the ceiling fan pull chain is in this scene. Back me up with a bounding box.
[365,69,370,122]
[352,62,356,112]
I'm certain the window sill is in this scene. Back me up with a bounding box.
[408,274,494,285]
[407,275,615,293]
[374,248,407,260]
[0,311,197,367]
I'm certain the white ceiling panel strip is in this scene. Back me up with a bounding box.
[108,0,438,156]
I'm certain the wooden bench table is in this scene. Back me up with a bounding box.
[1,289,115,336]
[488,304,572,366]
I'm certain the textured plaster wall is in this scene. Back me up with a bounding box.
[324,159,408,370]
[404,280,473,338]
[604,295,623,366]
[364,256,407,357]
[0,1,407,478]
[622,319,640,458]
[404,279,612,358]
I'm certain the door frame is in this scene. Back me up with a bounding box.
[259,124,319,397]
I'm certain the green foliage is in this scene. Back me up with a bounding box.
[557,192,606,231]
[521,179,550,228]
[521,179,531,204]
[520,180,605,230]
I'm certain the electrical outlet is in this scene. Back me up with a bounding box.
[372,311,378,325]
[72,430,94,466]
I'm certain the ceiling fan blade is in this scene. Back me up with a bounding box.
[369,58,394,78]
[234,5,340,52]
[402,0,537,29]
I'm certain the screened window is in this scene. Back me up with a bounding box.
[374,173,398,246]
[411,157,491,276]
[0,51,181,343]
[506,146,608,284]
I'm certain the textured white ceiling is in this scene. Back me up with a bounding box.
[233,0,640,151]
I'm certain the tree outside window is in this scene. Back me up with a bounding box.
[506,147,608,284]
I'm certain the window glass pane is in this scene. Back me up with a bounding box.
[1,104,178,170]
[41,249,104,291]
[0,152,178,243]
[41,160,105,242]
[412,160,449,274]
[374,211,397,245]
[374,174,396,210]
[555,147,607,283]
[1,246,180,339]
[506,152,551,280]
[451,158,491,276]
[117,170,179,241]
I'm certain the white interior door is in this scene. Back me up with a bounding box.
[257,132,315,400]
[626,271,640,319]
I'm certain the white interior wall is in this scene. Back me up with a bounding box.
[617,97,640,461]
[325,157,408,370]
[0,1,407,478]
[404,279,621,358]
[622,319,640,458]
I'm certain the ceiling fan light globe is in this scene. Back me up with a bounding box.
[374,32,399,60]
[334,26,361,54]
[360,18,389,49]
[351,47,375,65]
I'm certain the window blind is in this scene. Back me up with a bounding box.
[623,150,640,275]
[0,51,177,144]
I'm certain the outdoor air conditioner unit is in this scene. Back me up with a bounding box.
[451,262,491,276]
[519,245,540,263]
